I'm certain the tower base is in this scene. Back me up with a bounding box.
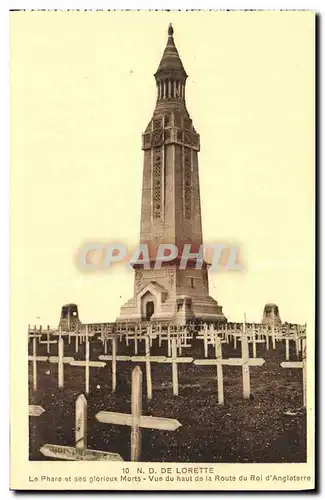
[117,281,226,326]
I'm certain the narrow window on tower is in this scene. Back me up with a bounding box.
[184,146,192,219]
[153,147,162,219]
[190,277,195,288]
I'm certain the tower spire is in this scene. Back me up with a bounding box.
[155,24,187,102]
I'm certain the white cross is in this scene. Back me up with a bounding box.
[237,328,265,358]
[196,324,210,357]
[281,335,294,360]
[155,338,193,396]
[40,394,123,461]
[39,326,57,353]
[99,336,132,392]
[129,335,168,399]
[194,336,226,404]
[194,324,265,400]
[28,337,48,391]
[281,338,306,407]
[95,366,181,461]
[68,329,85,352]
[48,338,74,389]
[69,326,106,394]
[28,325,42,342]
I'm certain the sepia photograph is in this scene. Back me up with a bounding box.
[10,9,315,490]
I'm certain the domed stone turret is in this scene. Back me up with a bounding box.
[261,303,282,326]
[59,303,80,330]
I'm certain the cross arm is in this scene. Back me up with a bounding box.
[95,411,182,431]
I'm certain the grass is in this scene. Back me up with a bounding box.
[29,334,306,462]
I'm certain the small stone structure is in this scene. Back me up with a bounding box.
[261,303,282,326]
[59,303,80,330]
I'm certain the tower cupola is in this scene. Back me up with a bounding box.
[154,24,188,102]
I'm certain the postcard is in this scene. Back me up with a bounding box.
[10,9,315,491]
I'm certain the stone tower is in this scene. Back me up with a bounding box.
[118,24,226,324]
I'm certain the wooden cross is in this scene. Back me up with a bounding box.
[294,328,302,357]
[28,325,42,342]
[49,338,74,389]
[271,322,276,349]
[99,334,167,396]
[40,394,123,460]
[239,318,265,398]
[177,329,192,354]
[28,337,48,391]
[196,324,209,357]
[149,325,158,347]
[167,326,171,356]
[215,337,224,403]
[281,336,293,360]
[145,335,152,399]
[95,366,182,461]
[281,338,306,407]
[103,336,108,354]
[99,336,133,392]
[156,327,173,355]
[196,324,222,357]
[262,327,270,350]
[237,330,265,358]
[129,336,167,399]
[194,329,265,400]
[39,326,57,353]
[204,328,226,346]
[68,328,84,352]
[285,336,290,360]
[112,334,117,391]
[241,328,251,398]
[69,326,106,394]
[155,338,193,396]
[121,326,153,354]
[156,323,165,346]
[233,330,238,349]
[249,323,260,357]
[194,337,225,404]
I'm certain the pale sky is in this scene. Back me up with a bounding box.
[11,10,315,327]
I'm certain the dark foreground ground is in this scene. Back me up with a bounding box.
[29,334,306,462]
